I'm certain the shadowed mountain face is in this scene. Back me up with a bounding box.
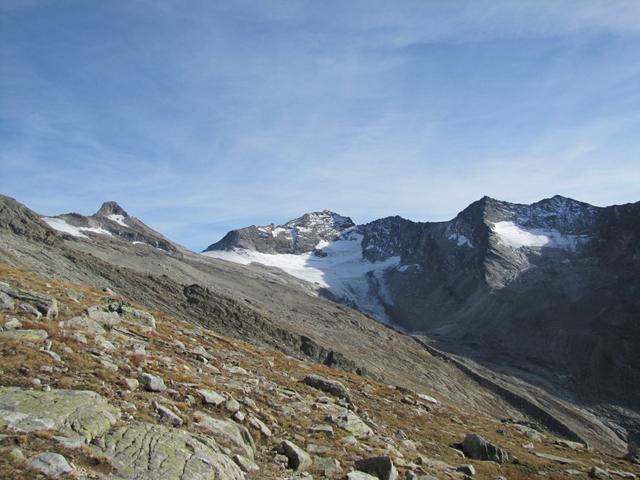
[205,195,640,416]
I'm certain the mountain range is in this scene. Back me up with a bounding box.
[1,192,639,466]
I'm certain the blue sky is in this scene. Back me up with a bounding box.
[2,1,640,250]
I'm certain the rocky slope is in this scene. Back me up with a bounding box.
[0,193,637,460]
[1,262,639,479]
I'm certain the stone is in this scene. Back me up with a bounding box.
[19,303,42,318]
[96,422,245,480]
[0,329,49,342]
[0,283,58,319]
[417,393,440,404]
[313,456,342,475]
[198,388,226,406]
[62,315,105,333]
[233,454,260,472]
[194,411,256,459]
[280,440,312,471]
[327,407,373,438]
[225,398,241,413]
[26,452,73,477]
[233,411,245,422]
[3,318,21,330]
[302,374,351,402]
[347,472,379,480]
[44,350,63,363]
[139,372,166,392]
[154,401,183,427]
[590,467,611,479]
[248,415,272,437]
[534,452,576,464]
[223,364,249,375]
[86,305,121,328]
[457,464,476,475]
[354,455,399,480]
[124,378,139,391]
[556,439,586,450]
[0,387,120,441]
[309,424,334,435]
[609,470,637,479]
[462,433,509,463]
[118,304,156,329]
[0,291,14,310]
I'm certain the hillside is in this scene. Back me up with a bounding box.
[1,262,639,479]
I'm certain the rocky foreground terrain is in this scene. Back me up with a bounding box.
[1,262,639,480]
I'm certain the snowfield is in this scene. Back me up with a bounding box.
[204,230,400,322]
[43,217,113,238]
[107,214,128,227]
[492,221,587,250]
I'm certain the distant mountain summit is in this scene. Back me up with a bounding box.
[40,200,178,253]
[205,210,355,255]
[205,195,640,413]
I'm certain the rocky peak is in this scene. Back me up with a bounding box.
[284,210,355,232]
[95,201,129,218]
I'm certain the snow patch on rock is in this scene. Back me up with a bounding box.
[492,221,587,250]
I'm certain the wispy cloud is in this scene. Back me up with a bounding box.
[1,1,639,250]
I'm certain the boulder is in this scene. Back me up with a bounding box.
[197,389,226,406]
[194,411,256,459]
[107,302,156,329]
[462,433,509,463]
[61,315,105,334]
[26,452,73,477]
[0,283,57,318]
[0,387,120,441]
[590,467,611,479]
[96,422,245,480]
[354,455,399,480]
[313,456,342,475]
[327,406,373,438]
[86,305,121,328]
[154,401,183,427]
[279,440,312,471]
[139,372,166,392]
[248,415,272,437]
[457,464,476,476]
[303,374,351,402]
[0,291,14,311]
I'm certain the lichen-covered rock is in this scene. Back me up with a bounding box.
[194,411,256,459]
[109,302,156,329]
[139,372,166,392]
[61,315,105,334]
[302,374,351,402]
[354,456,399,480]
[0,387,120,442]
[96,422,244,480]
[0,291,14,310]
[462,433,509,463]
[197,389,226,406]
[279,440,312,471]
[0,329,48,342]
[26,452,73,477]
[86,305,121,328]
[326,405,373,438]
